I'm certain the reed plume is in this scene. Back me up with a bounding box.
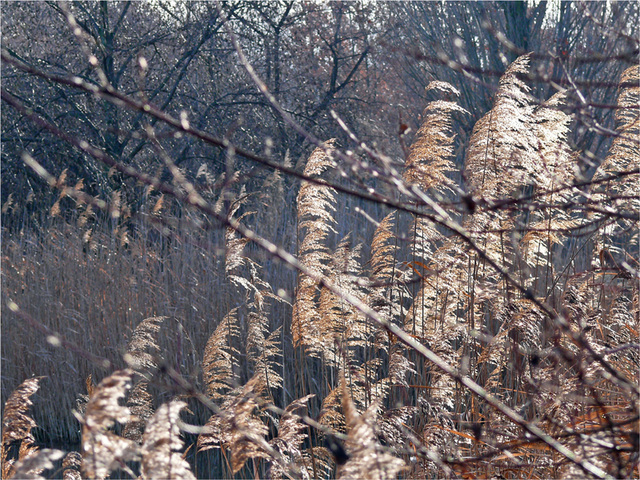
[404,81,466,195]
[368,211,409,346]
[318,235,366,366]
[81,369,138,479]
[61,451,82,480]
[124,316,164,373]
[122,381,154,443]
[336,382,405,480]
[591,64,639,272]
[5,449,64,480]
[268,394,315,479]
[202,308,241,400]
[198,374,269,474]
[465,54,537,199]
[140,400,195,480]
[1,378,43,479]
[293,139,338,356]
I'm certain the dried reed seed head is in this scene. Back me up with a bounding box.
[83,370,134,429]
[203,308,241,399]
[62,451,82,470]
[302,139,338,177]
[62,451,82,480]
[125,316,165,372]
[403,84,465,193]
[425,80,460,98]
[81,370,139,479]
[2,377,41,447]
[8,448,64,480]
[268,394,315,479]
[337,390,406,480]
[198,374,270,474]
[293,139,341,355]
[464,54,543,200]
[140,400,195,480]
[122,381,154,443]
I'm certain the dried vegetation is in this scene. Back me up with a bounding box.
[2,60,638,480]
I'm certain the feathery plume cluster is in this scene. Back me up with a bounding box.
[591,64,639,273]
[404,81,466,194]
[1,378,53,479]
[198,375,270,474]
[202,308,241,400]
[465,55,538,199]
[141,401,195,480]
[125,316,164,373]
[268,394,315,479]
[367,211,409,343]
[62,452,82,480]
[81,369,138,479]
[293,139,338,355]
[122,381,154,443]
[337,383,405,480]
[6,449,64,480]
[318,236,367,366]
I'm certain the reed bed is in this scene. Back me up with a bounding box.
[2,60,638,480]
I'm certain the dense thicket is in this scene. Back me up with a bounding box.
[2,2,638,479]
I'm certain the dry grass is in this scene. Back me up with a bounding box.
[1,62,638,480]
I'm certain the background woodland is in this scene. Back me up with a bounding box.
[1,1,639,479]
